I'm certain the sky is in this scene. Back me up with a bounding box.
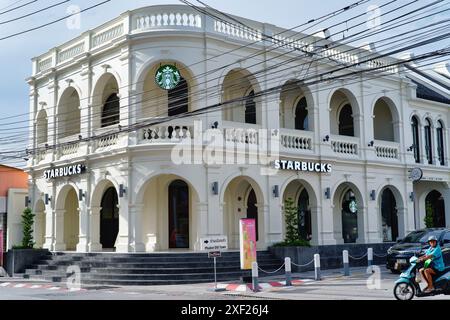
[0,0,448,166]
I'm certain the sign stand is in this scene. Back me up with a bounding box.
[200,236,228,293]
[208,251,225,292]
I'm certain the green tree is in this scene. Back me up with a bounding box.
[21,207,35,248]
[424,201,434,228]
[284,197,299,243]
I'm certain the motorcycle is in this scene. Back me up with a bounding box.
[393,254,450,300]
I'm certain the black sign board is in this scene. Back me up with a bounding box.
[208,251,221,258]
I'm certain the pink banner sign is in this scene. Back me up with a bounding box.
[240,218,257,270]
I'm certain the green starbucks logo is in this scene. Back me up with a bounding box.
[155,65,181,90]
[349,200,357,213]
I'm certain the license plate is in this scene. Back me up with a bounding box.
[397,259,407,264]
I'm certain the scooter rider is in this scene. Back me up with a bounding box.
[418,235,445,293]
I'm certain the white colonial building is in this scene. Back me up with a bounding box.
[26,4,450,253]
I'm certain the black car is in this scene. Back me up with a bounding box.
[386,228,450,273]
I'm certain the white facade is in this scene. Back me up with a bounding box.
[26,5,450,253]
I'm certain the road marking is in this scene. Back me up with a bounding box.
[14,284,26,288]
[30,285,42,289]
[0,282,11,287]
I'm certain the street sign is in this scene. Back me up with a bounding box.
[208,251,221,258]
[200,236,228,251]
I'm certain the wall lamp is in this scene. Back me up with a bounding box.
[407,145,415,152]
[323,135,330,142]
[78,134,83,141]
[272,185,279,198]
[119,184,127,198]
[409,192,414,202]
[211,121,219,129]
[368,140,374,147]
[212,181,219,195]
[78,189,86,201]
[25,196,31,207]
[324,187,331,199]
[370,190,376,201]
[45,193,52,205]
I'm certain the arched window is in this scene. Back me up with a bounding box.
[424,118,433,164]
[245,90,256,124]
[437,120,445,166]
[168,78,188,116]
[295,97,308,130]
[101,93,120,128]
[36,110,48,145]
[338,104,354,136]
[411,116,420,163]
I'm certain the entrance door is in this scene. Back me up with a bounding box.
[169,180,189,248]
[297,189,312,241]
[381,189,398,242]
[100,187,119,249]
[246,189,258,241]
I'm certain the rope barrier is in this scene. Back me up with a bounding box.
[258,263,285,274]
[291,259,315,268]
[348,253,368,260]
[373,252,388,258]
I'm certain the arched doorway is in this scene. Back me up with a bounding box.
[425,190,446,227]
[222,176,265,249]
[244,90,256,124]
[100,187,119,249]
[246,189,258,241]
[169,180,190,249]
[341,189,358,243]
[63,187,79,251]
[295,97,308,130]
[381,188,398,242]
[298,189,311,241]
[101,93,120,127]
[411,116,421,163]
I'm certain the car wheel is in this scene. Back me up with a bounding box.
[393,282,415,300]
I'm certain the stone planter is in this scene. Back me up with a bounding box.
[4,248,50,276]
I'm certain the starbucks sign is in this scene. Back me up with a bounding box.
[155,65,181,90]
[348,200,357,213]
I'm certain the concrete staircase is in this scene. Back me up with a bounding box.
[21,251,284,285]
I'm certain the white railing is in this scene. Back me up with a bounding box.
[33,4,402,76]
[280,128,313,151]
[222,121,261,145]
[58,42,85,63]
[96,133,119,148]
[374,140,399,159]
[58,136,80,157]
[134,10,202,30]
[35,144,48,163]
[92,23,124,48]
[141,121,194,143]
[37,57,52,73]
[213,20,262,42]
[330,135,359,155]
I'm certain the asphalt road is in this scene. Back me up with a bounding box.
[0,266,448,300]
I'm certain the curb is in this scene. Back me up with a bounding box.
[215,279,315,292]
[0,282,87,292]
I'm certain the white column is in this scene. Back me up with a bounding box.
[310,206,320,246]
[88,206,102,252]
[367,195,383,243]
[34,211,45,248]
[130,203,145,252]
[396,207,407,239]
[116,200,131,253]
[76,202,89,252]
[194,202,208,251]
[54,209,66,251]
